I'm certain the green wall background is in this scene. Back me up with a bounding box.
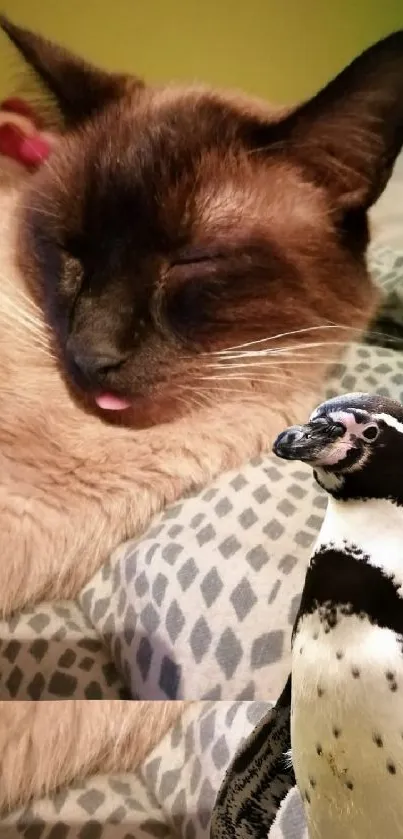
[0,1,402,104]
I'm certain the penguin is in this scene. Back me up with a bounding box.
[210,392,403,839]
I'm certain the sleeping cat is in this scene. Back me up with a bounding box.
[0,16,403,618]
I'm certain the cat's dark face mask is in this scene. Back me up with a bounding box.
[4,15,403,424]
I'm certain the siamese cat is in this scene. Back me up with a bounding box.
[0,16,402,623]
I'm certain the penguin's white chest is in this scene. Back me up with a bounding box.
[292,612,403,839]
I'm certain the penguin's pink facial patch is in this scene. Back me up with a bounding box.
[316,410,377,466]
[330,410,367,433]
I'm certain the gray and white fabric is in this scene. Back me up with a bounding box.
[1,245,403,701]
[1,700,307,839]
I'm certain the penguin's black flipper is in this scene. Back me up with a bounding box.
[210,675,295,839]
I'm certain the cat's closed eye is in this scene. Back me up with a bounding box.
[165,274,224,336]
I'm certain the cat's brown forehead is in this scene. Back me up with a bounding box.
[60,84,267,171]
[40,86,323,244]
[108,83,281,143]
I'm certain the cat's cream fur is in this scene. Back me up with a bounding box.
[0,699,188,815]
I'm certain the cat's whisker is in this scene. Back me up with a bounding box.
[1,317,49,344]
[199,340,356,362]
[195,372,318,387]
[179,339,342,364]
[0,287,47,325]
[201,358,340,371]
[4,327,55,352]
[193,331,403,366]
[30,342,56,358]
[193,375,295,390]
[0,267,36,295]
[175,392,197,415]
[5,309,46,336]
[195,384,276,393]
[20,174,69,206]
[16,334,54,351]
[12,199,60,217]
[177,387,210,413]
[361,327,403,345]
[201,324,348,355]
[0,278,43,313]
[178,383,261,407]
[178,325,363,362]
[0,310,54,356]
[0,301,50,340]
[209,338,348,359]
[8,289,43,317]
[192,385,273,403]
[190,320,402,361]
[0,336,56,362]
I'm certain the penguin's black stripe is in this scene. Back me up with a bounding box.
[294,546,403,637]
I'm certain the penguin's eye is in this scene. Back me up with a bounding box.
[362,425,379,441]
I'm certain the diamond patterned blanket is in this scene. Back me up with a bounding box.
[1,246,403,838]
[1,246,403,703]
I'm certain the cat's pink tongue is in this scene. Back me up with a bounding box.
[95,393,131,411]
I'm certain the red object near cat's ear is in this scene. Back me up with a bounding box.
[0,97,52,168]
[0,123,51,167]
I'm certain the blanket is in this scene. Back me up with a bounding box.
[1,243,403,702]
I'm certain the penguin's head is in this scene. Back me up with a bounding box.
[273,392,403,498]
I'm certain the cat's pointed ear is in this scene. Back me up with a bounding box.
[0,16,142,127]
[280,32,403,210]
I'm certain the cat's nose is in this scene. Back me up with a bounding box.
[73,352,123,380]
[66,338,127,383]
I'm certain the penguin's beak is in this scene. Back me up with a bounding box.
[273,419,345,462]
